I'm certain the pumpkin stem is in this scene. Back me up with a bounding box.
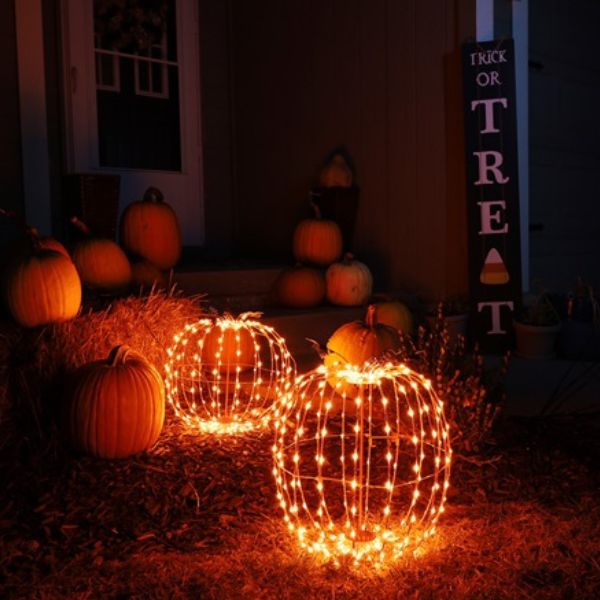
[25,226,42,252]
[309,199,322,220]
[143,187,165,203]
[343,252,354,263]
[70,216,92,237]
[108,345,133,367]
[365,304,376,327]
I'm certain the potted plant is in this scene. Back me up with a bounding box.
[426,294,470,344]
[514,288,561,359]
[554,276,600,360]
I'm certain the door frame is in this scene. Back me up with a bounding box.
[59,0,204,245]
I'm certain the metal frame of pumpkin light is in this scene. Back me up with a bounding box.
[272,360,452,567]
[164,313,296,435]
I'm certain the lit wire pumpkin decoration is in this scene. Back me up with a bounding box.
[165,312,296,434]
[273,361,452,566]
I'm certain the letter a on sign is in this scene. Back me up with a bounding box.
[463,39,522,353]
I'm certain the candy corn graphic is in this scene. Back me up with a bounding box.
[480,247,509,285]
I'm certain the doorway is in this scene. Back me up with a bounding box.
[61,0,204,245]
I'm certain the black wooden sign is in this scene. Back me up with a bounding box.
[462,39,522,353]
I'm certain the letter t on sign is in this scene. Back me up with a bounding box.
[471,98,508,134]
[478,301,514,334]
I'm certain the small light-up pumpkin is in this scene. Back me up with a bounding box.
[165,313,296,434]
[66,345,165,458]
[71,218,131,292]
[293,203,343,267]
[318,153,353,188]
[131,260,168,291]
[201,320,256,374]
[326,253,372,306]
[273,361,452,566]
[120,187,182,270]
[274,265,326,308]
[372,301,413,336]
[3,232,81,327]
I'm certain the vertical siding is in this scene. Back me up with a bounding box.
[204,0,474,297]
[0,0,24,241]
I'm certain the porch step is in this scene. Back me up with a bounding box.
[173,265,284,309]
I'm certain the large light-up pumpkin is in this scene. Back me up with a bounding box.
[165,313,296,434]
[273,361,452,566]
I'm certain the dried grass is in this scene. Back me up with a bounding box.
[1,296,599,598]
[1,417,599,599]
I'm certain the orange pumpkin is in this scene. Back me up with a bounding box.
[71,217,131,292]
[325,253,372,306]
[201,322,256,374]
[274,265,325,308]
[120,187,182,270]
[131,260,168,291]
[318,153,353,188]
[293,203,342,267]
[325,305,399,368]
[72,239,131,292]
[65,345,165,458]
[372,301,413,336]
[4,247,82,328]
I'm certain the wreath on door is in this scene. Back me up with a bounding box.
[94,0,169,52]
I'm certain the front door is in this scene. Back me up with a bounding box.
[61,0,203,245]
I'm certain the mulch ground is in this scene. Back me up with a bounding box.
[1,413,600,599]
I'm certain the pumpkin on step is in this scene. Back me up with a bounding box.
[71,217,131,292]
[371,301,413,336]
[325,253,372,306]
[120,187,182,270]
[293,202,342,267]
[65,345,165,458]
[3,239,81,328]
[131,260,168,291]
[274,265,325,308]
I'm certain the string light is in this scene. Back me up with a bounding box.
[272,360,452,566]
[165,313,296,434]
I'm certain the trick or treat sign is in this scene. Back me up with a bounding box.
[462,39,522,353]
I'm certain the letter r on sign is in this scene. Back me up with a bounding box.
[473,151,510,185]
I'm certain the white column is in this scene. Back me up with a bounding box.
[476,0,495,42]
[513,0,529,292]
[15,0,53,233]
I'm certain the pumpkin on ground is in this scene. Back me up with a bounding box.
[131,260,168,291]
[318,153,353,188]
[71,217,131,292]
[325,253,372,306]
[293,203,342,267]
[274,265,325,308]
[371,301,413,336]
[120,187,182,270]
[65,345,165,458]
[3,231,81,327]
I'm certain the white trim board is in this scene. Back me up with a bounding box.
[15,0,53,233]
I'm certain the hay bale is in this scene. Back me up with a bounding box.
[0,290,206,447]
